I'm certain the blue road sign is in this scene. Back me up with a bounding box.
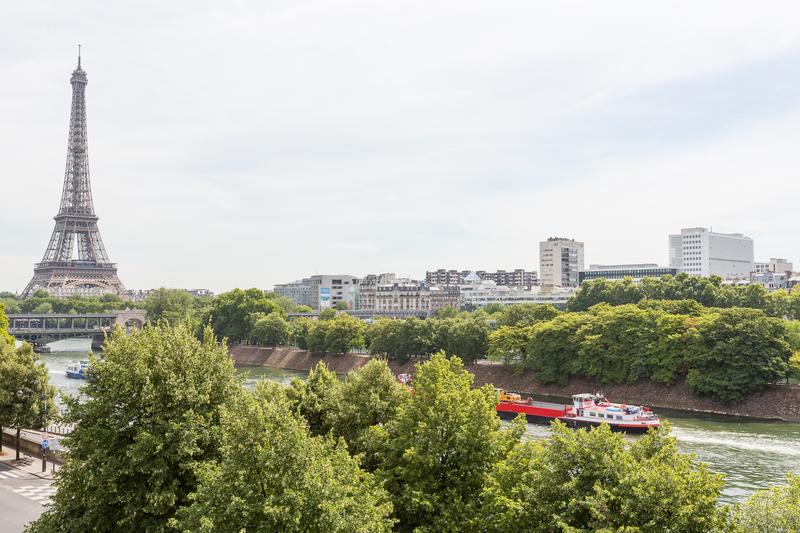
[41,439,49,449]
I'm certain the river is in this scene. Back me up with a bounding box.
[40,340,800,504]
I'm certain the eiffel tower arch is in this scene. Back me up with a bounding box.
[22,52,126,299]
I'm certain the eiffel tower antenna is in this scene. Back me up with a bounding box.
[22,53,126,299]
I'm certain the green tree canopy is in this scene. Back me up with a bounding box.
[0,343,57,458]
[28,324,240,532]
[377,353,524,531]
[686,308,791,403]
[0,302,13,346]
[285,362,341,436]
[170,381,394,533]
[497,303,560,327]
[325,313,365,354]
[730,474,800,531]
[482,422,727,532]
[328,359,410,468]
[250,313,290,346]
[143,288,194,325]
[200,288,284,342]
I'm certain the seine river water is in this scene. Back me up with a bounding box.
[41,339,800,504]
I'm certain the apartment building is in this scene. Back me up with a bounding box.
[539,237,584,288]
[668,227,754,279]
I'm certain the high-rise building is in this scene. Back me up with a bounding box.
[539,238,584,288]
[668,227,754,279]
[22,53,125,298]
[768,258,794,274]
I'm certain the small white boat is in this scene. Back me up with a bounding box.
[65,360,90,380]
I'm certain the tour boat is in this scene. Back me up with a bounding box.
[495,390,660,434]
[65,360,90,380]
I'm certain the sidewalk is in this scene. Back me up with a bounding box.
[0,448,59,481]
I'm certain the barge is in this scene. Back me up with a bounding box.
[496,390,660,434]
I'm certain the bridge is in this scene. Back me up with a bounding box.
[7,309,146,349]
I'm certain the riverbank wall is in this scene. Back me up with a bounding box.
[229,345,800,422]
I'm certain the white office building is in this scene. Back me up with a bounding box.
[539,237,584,288]
[668,227,754,280]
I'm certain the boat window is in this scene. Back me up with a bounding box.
[615,415,622,420]
[606,414,613,419]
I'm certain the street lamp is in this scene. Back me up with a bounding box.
[14,385,49,471]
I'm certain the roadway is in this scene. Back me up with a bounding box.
[0,456,54,532]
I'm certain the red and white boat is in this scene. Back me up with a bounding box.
[495,390,660,434]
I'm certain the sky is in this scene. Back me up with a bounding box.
[1,1,800,294]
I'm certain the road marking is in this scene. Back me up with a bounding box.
[12,484,56,505]
[0,470,23,479]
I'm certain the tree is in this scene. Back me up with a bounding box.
[143,288,194,325]
[527,312,591,385]
[28,324,240,533]
[334,301,350,311]
[295,305,313,313]
[482,422,727,532]
[328,359,410,469]
[730,474,800,531]
[685,308,791,403]
[488,325,532,372]
[325,314,365,354]
[32,302,53,314]
[0,343,57,459]
[306,320,330,354]
[497,303,559,327]
[249,314,290,346]
[200,288,284,342]
[377,353,524,532]
[290,317,314,349]
[169,381,394,533]
[0,302,13,346]
[433,317,489,364]
[285,362,341,436]
[318,308,337,321]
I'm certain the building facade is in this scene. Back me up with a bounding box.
[579,264,678,284]
[273,279,312,307]
[460,274,574,309]
[274,275,358,311]
[426,268,539,289]
[668,227,754,279]
[357,275,458,315]
[539,238,584,288]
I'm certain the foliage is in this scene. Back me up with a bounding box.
[290,317,314,349]
[319,308,337,321]
[143,287,194,325]
[497,303,560,327]
[249,313,290,346]
[789,352,800,381]
[432,316,489,364]
[334,301,350,311]
[304,314,365,355]
[169,381,394,533]
[568,273,800,318]
[488,325,532,372]
[199,288,284,342]
[685,308,791,403]
[14,290,132,314]
[285,362,341,436]
[377,353,525,532]
[482,422,727,532]
[325,313,365,354]
[295,305,313,313]
[28,324,240,533]
[366,318,434,362]
[526,312,592,386]
[0,342,57,457]
[328,359,410,469]
[0,302,12,346]
[730,474,800,532]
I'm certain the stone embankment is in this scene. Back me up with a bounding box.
[229,345,800,423]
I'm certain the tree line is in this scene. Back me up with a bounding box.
[490,301,795,403]
[567,273,800,318]
[22,322,798,532]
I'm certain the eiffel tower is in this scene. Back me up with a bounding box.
[22,51,126,299]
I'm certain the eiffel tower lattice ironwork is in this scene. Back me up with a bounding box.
[22,52,126,299]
